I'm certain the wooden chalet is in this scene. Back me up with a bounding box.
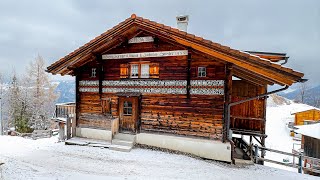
[47,14,305,163]
[292,108,320,126]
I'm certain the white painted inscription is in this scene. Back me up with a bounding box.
[128,36,154,44]
[102,50,188,60]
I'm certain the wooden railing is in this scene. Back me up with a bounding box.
[254,145,320,175]
[55,102,76,119]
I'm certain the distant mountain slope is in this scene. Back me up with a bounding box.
[281,85,320,107]
[54,80,75,103]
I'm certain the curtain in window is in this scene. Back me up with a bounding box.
[141,64,150,78]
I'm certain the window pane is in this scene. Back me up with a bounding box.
[123,101,133,115]
[131,65,139,78]
[127,108,132,115]
[91,68,96,77]
[198,67,206,77]
[141,64,149,78]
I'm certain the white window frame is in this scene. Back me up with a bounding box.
[198,67,206,77]
[91,68,96,78]
[130,64,139,78]
[140,64,150,78]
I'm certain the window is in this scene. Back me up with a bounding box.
[91,68,96,78]
[198,67,206,77]
[123,101,132,115]
[120,62,159,79]
[131,64,139,78]
[141,64,150,78]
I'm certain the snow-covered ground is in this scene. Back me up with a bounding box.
[0,135,317,180]
[264,95,317,172]
[0,94,318,179]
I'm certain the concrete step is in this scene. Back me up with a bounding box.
[234,158,254,166]
[109,145,132,152]
[114,133,136,142]
[112,139,134,147]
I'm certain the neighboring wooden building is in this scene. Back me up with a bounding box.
[292,108,320,126]
[47,14,304,163]
[296,123,320,176]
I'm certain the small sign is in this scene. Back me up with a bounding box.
[102,50,188,60]
[128,36,154,44]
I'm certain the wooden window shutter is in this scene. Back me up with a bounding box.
[149,63,159,78]
[120,64,129,78]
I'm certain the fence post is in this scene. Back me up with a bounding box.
[254,145,259,164]
[71,116,76,138]
[66,116,71,140]
[298,153,302,173]
[59,122,65,141]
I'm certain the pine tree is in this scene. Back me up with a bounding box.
[7,71,32,133]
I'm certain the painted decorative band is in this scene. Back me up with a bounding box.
[79,88,99,92]
[102,88,187,94]
[79,80,225,95]
[102,80,187,87]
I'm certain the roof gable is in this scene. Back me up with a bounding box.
[47,14,304,86]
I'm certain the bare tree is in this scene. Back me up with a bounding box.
[26,55,58,130]
[297,82,309,103]
[312,96,320,108]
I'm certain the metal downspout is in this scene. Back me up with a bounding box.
[226,85,289,164]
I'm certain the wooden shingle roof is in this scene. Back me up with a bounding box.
[47,14,305,86]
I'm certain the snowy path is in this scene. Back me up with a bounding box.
[0,136,317,180]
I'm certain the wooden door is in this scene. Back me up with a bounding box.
[119,97,139,133]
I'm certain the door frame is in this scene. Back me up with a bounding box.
[117,93,141,134]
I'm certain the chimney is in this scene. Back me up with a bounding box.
[176,15,189,32]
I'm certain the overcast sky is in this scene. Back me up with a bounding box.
[0,0,319,85]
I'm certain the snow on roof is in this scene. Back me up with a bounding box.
[290,106,320,115]
[295,123,320,139]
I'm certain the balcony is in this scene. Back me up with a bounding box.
[53,102,76,122]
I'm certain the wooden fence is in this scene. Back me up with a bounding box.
[52,102,76,141]
[254,145,320,175]
[55,102,76,119]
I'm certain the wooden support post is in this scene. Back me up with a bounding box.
[254,145,259,164]
[75,71,80,127]
[186,51,191,99]
[71,117,76,137]
[223,63,233,142]
[261,136,266,165]
[59,122,65,141]
[250,136,253,158]
[298,154,303,173]
[66,117,71,140]
[97,55,103,97]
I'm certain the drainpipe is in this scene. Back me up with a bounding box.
[226,85,289,164]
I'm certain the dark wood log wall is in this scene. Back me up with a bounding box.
[230,80,266,133]
[303,135,320,159]
[76,34,232,140]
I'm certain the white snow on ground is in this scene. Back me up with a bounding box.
[264,95,317,172]
[0,136,317,180]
